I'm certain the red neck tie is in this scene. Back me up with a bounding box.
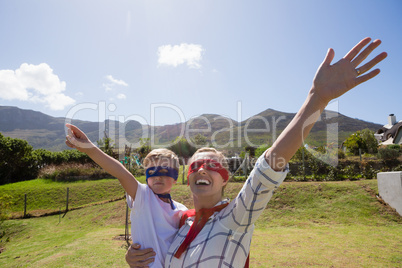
[174,202,229,258]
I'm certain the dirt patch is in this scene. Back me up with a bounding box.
[113,235,131,241]
[356,181,402,220]
[113,234,131,241]
[113,234,131,249]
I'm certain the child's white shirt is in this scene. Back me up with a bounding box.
[126,183,187,268]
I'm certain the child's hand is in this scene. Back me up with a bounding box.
[65,123,95,152]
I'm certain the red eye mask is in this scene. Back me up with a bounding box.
[187,159,229,183]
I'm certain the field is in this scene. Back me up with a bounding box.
[0,178,401,267]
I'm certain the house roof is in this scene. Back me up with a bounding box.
[376,121,402,143]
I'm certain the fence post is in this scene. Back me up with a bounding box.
[125,201,129,242]
[66,187,69,212]
[24,193,27,218]
[302,148,305,180]
[182,161,185,185]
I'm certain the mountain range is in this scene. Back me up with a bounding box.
[0,105,382,153]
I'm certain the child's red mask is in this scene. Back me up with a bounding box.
[187,159,229,184]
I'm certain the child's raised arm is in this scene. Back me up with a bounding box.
[265,37,387,171]
[65,123,138,199]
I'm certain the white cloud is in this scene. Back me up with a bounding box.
[106,75,128,87]
[0,63,75,110]
[116,93,126,100]
[158,43,204,69]
[103,75,128,91]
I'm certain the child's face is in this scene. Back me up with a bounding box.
[145,157,177,195]
[188,152,227,199]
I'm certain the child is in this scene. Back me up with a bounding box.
[65,124,187,268]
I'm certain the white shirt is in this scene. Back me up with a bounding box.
[165,154,288,268]
[127,183,187,268]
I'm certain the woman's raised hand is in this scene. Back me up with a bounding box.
[312,37,387,105]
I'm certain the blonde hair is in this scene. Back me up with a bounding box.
[143,149,180,171]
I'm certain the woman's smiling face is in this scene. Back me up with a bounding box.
[188,152,228,199]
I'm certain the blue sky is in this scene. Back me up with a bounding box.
[0,0,401,126]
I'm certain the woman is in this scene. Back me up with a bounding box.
[126,37,387,267]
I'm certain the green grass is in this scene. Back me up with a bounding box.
[1,179,401,267]
[0,200,129,267]
[256,180,400,227]
[251,225,401,267]
[0,176,145,218]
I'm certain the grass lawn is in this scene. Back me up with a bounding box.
[0,176,146,218]
[0,200,129,267]
[251,225,401,267]
[1,179,401,267]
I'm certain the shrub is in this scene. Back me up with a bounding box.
[326,166,339,181]
[392,164,402,171]
[377,146,400,161]
[297,162,306,180]
[338,149,346,159]
[308,157,321,180]
[255,145,270,158]
[34,149,92,167]
[292,147,312,162]
[387,144,401,152]
[126,166,145,177]
[342,164,357,179]
[361,161,377,179]
[168,137,197,159]
[0,134,40,185]
[39,163,111,182]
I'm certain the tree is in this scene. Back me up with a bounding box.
[33,148,54,168]
[343,131,366,155]
[0,133,39,185]
[344,129,379,155]
[191,134,208,147]
[360,128,378,154]
[168,137,197,159]
[292,146,312,162]
[255,145,270,158]
[137,138,151,160]
[97,136,116,158]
